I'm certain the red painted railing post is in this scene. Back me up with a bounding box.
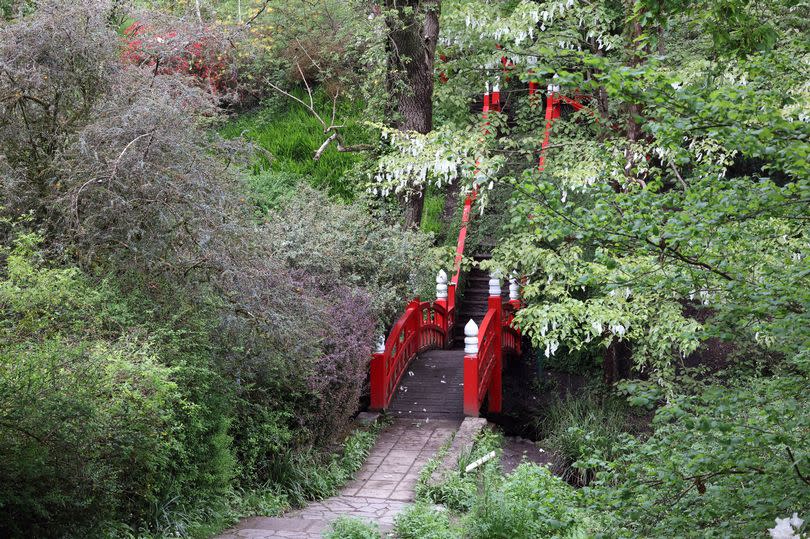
[463,319,480,416]
[538,82,556,172]
[408,298,421,352]
[370,336,386,411]
[491,78,501,113]
[435,270,449,347]
[487,274,503,414]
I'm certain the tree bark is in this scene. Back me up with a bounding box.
[603,339,632,386]
[385,0,440,228]
[622,3,648,187]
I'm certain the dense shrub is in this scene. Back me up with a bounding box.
[464,463,585,539]
[264,186,446,330]
[0,232,235,537]
[0,2,391,534]
[122,18,238,98]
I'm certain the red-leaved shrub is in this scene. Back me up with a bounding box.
[122,20,237,97]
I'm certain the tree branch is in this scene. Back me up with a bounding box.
[786,447,810,486]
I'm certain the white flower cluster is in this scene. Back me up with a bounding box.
[769,513,805,539]
[462,0,580,49]
[371,126,504,204]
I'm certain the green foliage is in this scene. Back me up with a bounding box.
[416,426,591,539]
[394,503,457,539]
[221,90,372,200]
[420,187,446,237]
[267,428,378,507]
[0,232,235,537]
[464,463,587,539]
[418,428,503,512]
[537,394,639,484]
[587,372,810,537]
[263,185,450,328]
[323,516,381,539]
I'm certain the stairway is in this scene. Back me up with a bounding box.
[453,253,499,344]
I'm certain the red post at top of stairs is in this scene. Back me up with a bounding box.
[538,81,560,172]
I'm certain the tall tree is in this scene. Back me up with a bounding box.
[384,0,441,227]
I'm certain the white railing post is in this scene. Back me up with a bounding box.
[509,277,520,302]
[488,271,502,298]
[464,319,479,355]
[436,269,448,300]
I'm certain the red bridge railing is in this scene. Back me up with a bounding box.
[463,275,522,416]
[371,70,582,413]
[369,192,476,411]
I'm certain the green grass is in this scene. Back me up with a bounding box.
[420,186,446,237]
[221,89,372,202]
[324,516,382,539]
[394,503,458,539]
[416,428,503,513]
[535,393,633,484]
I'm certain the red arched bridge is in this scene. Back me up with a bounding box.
[369,76,586,419]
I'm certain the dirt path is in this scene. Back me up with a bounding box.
[217,419,459,538]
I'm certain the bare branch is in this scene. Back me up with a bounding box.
[670,161,687,190]
[313,132,338,161]
[296,62,315,113]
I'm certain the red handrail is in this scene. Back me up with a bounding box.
[370,192,476,411]
[448,191,475,317]
[463,294,522,416]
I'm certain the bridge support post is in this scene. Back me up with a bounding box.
[487,273,503,414]
[463,319,480,417]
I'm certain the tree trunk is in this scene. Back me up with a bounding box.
[623,4,647,186]
[385,0,440,228]
[603,339,632,386]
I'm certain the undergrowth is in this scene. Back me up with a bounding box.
[535,393,639,485]
[394,503,457,539]
[417,428,503,512]
[420,186,446,237]
[144,421,384,539]
[324,516,381,539]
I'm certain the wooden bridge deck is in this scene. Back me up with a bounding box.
[388,349,465,421]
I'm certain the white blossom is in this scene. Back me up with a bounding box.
[769,513,804,539]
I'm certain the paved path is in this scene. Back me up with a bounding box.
[217,419,460,538]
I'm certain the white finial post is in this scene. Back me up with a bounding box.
[464,319,479,355]
[375,335,386,354]
[509,277,520,301]
[436,269,448,300]
[489,271,502,297]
